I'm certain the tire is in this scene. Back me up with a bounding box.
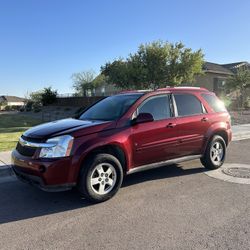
[200,135,226,170]
[78,153,123,203]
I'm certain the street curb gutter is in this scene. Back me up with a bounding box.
[0,165,14,178]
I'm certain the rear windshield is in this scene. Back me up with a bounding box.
[79,94,142,121]
[201,94,227,112]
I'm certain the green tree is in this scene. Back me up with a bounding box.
[101,41,204,89]
[29,87,57,106]
[92,74,109,88]
[101,60,131,89]
[29,90,43,104]
[41,87,58,105]
[227,67,250,108]
[72,70,96,96]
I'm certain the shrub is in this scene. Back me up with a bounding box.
[41,87,57,106]
[32,103,42,113]
[244,98,250,109]
[29,87,58,107]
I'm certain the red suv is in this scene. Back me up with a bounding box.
[12,87,232,202]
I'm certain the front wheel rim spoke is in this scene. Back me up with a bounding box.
[98,183,105,194]
[96,165,104,176]
[107,178,114,186]
[91,177,100,186]
[106,167,112,176]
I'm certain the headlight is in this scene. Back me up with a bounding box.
[39,135,74,158]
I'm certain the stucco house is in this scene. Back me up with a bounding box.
[193,61,250,95]
[0,95,26,110]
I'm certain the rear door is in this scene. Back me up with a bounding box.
[131,94,179,167]
[173,93,210,156]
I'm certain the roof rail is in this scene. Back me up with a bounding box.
[118,89,152,94]
[157,86,208,91]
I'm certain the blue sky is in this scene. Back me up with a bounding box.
[0,0,250,97]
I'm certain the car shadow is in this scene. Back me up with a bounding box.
[0,163,206,224]
[123,163,207,187]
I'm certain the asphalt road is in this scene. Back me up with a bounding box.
[0,140,250,250]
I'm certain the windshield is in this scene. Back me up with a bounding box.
[79,94,142,121]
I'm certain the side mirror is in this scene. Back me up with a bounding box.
[132,113,154,124]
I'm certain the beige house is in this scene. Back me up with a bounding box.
[0,95,26,110]
[194,61,250,95]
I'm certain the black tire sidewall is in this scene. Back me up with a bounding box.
[78,153,123,202]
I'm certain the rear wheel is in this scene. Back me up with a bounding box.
[201,135,226,170]
[78,153,123,203]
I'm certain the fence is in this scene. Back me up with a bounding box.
[53,96,105,107]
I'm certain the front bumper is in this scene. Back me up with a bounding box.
[11,150,76,192]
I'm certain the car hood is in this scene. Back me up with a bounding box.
[23,118,115,140]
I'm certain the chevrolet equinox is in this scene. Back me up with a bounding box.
[12,87,232,202]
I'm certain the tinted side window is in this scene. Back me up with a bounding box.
[201,94,227,112]
[174,94,203,116]
[138,95,171,121]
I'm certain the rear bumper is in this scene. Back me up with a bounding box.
[11,150,76,192]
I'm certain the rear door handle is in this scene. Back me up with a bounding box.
[201,117,209,122]
[166,123,177,128]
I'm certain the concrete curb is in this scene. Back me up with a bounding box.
[0,165,14,178]
[0,151,14,179]
[232,132,250,141]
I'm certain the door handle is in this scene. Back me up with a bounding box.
[201,117,209,122]
[166,123,177,128]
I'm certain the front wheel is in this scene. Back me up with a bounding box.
[201,135,226,170]
[78,153,123,203]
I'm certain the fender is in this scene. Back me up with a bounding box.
[202,121,229,154]
[70,129,133,181]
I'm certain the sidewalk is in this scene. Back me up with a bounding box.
[0,123,250,178]
[0,151,12,166]
[232,124,250,141]
[0,151,13,178]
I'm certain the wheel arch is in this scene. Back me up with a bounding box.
[203,128,229,155]
[79,144,128,176]
[213,130,229,146]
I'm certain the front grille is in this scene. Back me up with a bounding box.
[21,135,44,143]
[16,142,37,157]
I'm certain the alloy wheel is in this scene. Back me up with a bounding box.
[90,163,117,195]
[210,141,224,165]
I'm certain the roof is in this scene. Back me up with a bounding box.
[0,95,26,102]
[203,62,233,75]
[222,62,250,73]
[203,61,250,75]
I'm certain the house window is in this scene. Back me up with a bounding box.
[213,78,226,96]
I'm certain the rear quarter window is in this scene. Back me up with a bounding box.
[201,94,227,112]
